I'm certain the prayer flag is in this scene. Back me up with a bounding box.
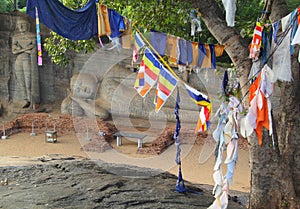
[173,89,181,165]
[35,7,42,66]
[184,83,211,133]
[150,31,167,56]
[195,106,210,133]
[249,21,263,60]
[132,32,146,64]
[197,43,206,68]
[155,65,178,112]
[184,83,211,109]
[134,48,160,97]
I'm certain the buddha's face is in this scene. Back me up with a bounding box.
[16,19,30,33]
[72,74,98,99]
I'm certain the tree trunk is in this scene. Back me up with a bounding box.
[194,0,300,208]
[249,0,300,208]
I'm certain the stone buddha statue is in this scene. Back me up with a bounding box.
[12,17,40,109]
[61,73,109,119]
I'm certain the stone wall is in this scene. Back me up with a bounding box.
[0,11,206,123]
[0,11,83,116]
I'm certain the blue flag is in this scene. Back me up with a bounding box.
[26,0,98,40]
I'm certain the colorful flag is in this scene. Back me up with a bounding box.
[249,21,263,60]
[132,32,146,64]
[35,7,42,66]
[134,48,160,97]
[184,83,211,133]
[184,83,211,109]
[155,65,178,112]
[195,106,210,133]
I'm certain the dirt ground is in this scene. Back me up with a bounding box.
[0,114,250,193]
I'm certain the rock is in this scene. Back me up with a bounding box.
[0,158,247,209]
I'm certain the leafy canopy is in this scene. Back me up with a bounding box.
[42,0,298,66]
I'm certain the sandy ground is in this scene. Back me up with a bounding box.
[0,125,250,193]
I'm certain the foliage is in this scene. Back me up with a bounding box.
[286,0,300,11]
[234,0,264,41]
[101,0,192,40]
[0,0,27,12]
[44,32,96,67]
[0,0,15,12]
[42,0,300,66]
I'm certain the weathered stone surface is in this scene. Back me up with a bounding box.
[0,11,74,117]
[0,157,247,209]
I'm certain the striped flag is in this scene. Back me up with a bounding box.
[155,65,178,112]
[35,7,42,66]
[132,32,146,64]
[134,48,160,97]
[184,83,211,133]
[195,106,210,133]
[184,83,211,108]
[249,21,263,60]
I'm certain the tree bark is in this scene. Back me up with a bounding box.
[249,0,300,208]
[193,0,300,208]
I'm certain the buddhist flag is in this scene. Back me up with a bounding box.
[184,83,211,133]
[195,106,210,133]
[134,48,160,97]
[249,21,263,60]
[184,83,211,109]
[35,7,42,66]
[132,32,146,64]
[155,65,178,112]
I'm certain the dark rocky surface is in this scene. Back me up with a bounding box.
[0,157,247,209]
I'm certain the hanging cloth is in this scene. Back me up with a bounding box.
[26,0,98,40]
[190,42,199,67]
[247,65,274,145]
[272,21,280,44]
[197,43,206,68]
[108,8,126,38]
[173,90,186,193]
[166,35,179,65]
[150,31,167,56]
[272,13,293,82]
[201,44,212,69]
[177,38,187,65]
[222,0,236,27]
[98,4,111,37]
[174,89,181,165]
[186,40,193,65]
[191,18,202,36]
[222,70,229,96]
[209,44,217,69]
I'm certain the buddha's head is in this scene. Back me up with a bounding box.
[71,73,99,99]
[16,17,30,33]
